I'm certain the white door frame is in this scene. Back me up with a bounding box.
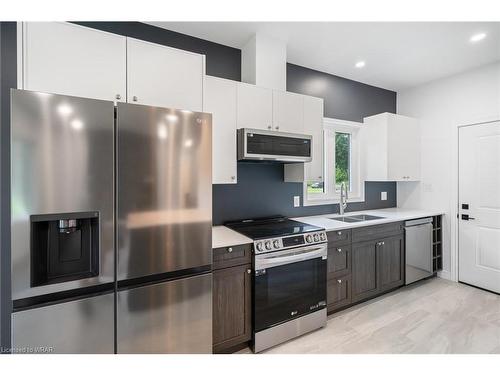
[451,116,500,283]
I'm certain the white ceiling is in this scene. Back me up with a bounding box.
[148,22,500,91]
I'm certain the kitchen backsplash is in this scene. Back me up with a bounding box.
[213,162,396,225]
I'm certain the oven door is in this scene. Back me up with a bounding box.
[254,244,327,332]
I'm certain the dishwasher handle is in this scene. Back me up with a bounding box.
[404,217,433,227]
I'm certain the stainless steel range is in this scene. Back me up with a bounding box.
[226,217,327,353]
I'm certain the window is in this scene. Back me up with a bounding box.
[335,132,351,192]
[305,118,364,206]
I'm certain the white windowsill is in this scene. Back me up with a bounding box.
[303,196,365,207]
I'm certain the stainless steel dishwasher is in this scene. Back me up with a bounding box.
[404,217,433,284]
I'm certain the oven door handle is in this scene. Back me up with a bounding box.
[255,245,327,270]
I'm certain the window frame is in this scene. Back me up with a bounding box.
[304,117,365,206]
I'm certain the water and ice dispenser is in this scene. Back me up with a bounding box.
[30,212,100,287]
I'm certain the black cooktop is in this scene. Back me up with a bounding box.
[225,216,323,240]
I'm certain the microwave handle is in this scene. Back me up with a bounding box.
[255,245,326,270]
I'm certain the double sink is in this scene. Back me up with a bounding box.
[330,214,385,223]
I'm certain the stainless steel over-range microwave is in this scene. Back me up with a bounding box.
[237,128,313,162]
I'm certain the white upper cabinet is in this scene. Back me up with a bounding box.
[362,113,420,182]
[304,96,324,182]
[127,38,204,111]
[23,22,126,102]
[283,95,324,183]
[236,83,273,130]
[203,76,238,184]
[272,91,304,133]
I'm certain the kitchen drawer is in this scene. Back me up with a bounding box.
[327,274,351,313]
[213,244,252,270]
[327,245,351,278]
[327,229,351,246]
[352,222,403,243]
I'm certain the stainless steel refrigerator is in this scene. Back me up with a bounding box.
[10,89,212,354]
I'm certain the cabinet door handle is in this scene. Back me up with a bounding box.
[227,247,233,253]
[133,96,138,102]
[231,176,236,181]
[337,248,342,253]
[115,94,121,100]
[247,269,252,274]
[337,231,342,236]
[337,279,342,284]
[275,126,280,130]
[267,125,272,130]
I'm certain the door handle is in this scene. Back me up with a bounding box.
[461,214,475,221]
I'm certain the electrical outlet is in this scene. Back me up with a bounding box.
[381,191,387,201]
[293,196,300,207]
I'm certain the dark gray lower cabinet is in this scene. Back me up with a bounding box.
[351,240,379,303]
[327,274,351,311]
[327,245,351,277]
[213,263,252,353]
[378,235,405,292]
[327,222,406,314]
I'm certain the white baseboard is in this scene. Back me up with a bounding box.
[437,270,452,281]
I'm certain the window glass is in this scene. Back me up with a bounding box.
[307,181,324,194]
[335,132,351,191]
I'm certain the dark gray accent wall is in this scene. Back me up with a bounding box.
[287,63,397,123]
[213,163,396,225]
[0,22,16,351]
[73,22,241,81]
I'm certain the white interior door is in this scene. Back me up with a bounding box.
[458,121,500,293]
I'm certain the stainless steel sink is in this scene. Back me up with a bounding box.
[330,216,361,223]
[330,214,385,223]
[348,214,385,221]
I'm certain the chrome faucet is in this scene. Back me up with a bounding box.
[339,182,348,216]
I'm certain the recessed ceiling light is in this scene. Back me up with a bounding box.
[355,61,366,69]
[470,33,487,43]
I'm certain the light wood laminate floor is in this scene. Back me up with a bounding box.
[239,278,500,354]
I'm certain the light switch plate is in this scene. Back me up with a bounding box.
[293,196,300,207]
[381,191,387,201]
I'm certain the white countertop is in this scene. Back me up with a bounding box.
[292,207,445,231]
[212,208,444,248]
[212,225,252,249]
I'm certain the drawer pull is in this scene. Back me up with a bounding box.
[337,279,343,284]
[337,248,342,253]
[227,247,233,253]
[337,231,342,236]
[247,269,252,274]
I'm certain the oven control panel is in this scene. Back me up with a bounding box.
[254,230,327,254]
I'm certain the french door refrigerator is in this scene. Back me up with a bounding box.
[10,90,212,354]
[115,102,212,354]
